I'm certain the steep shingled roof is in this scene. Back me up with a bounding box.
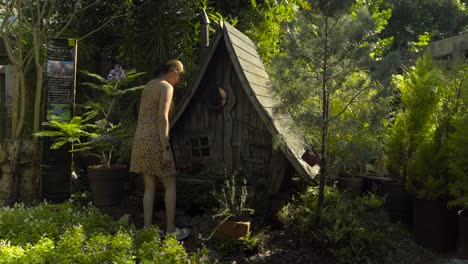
[171,21,319,181]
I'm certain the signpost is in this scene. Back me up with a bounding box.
[41,38,77,201]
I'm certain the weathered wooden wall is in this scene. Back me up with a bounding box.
[171,40,295,215]
[172,41,276,177]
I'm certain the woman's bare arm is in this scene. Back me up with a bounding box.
[158,81,174,150]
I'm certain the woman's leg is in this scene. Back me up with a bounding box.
[159,174,176,233]
[143,173,157,229]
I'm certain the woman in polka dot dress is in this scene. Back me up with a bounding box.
[130,59,190,240]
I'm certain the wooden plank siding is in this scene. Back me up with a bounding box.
[171,21,317,185]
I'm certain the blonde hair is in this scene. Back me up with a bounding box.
[154,59,183,77]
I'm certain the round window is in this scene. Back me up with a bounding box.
[206,86,228,111]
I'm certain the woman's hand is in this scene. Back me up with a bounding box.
[162,148,173,168]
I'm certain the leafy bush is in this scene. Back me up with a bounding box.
[385,52,444,183]
[386,53,467,202]
[447,65,468,208]
[0,202,125,245]
[278,185,424,264]
[0,202,209,264]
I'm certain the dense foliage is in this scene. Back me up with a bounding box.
[385,53,445,183]
[447,64,468,208]
[278,185,430,264]
[0,202,208,264]
[380,0,468,54]
[269,0,393,208]
[386,54,467,200]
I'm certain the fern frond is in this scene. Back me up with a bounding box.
[116,85,145,95]
[50,140,70,149]
[81,70,106,82]
[33,131,63,138]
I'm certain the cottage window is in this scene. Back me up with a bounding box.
[206,86,228,111]
[191,136,211,158]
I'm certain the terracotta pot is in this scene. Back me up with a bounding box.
[457,209,468,259]
[217,220,251,239]
[88,165,128,207]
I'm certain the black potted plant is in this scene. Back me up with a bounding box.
[384,53,453,233]
[35,66,144,207]
[406,136,457,252]
[393,53,462,252]
[383,123,413,226]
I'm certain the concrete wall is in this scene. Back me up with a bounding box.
[430,32,468,60]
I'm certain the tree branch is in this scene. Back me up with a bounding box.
[78,12,127,41]
[327,43,357,69]
[0,0,18,33]
[330,82,372,120]
[41,0,57,35]
[54,0,104,38]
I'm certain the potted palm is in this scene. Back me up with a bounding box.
[212,169,254,239]
[35,65,144,207]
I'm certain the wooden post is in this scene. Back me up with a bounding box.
[200,9,210,50]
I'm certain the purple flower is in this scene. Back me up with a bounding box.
[107,64,126,81]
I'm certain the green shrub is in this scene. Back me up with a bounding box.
[0,202,125,246]
[385,52,444,183]
[278,185,423,264]
[406,137,450,200]
[386,54,466,201]
[448,94,468,208]
[0,202,209,264]
[0,225,134,264]
[209,231,266,256]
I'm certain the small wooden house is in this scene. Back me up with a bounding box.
[170,22,318,212]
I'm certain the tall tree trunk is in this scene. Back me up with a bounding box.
[11,72,19,137]
[16,70,27,139]
[33,28,44,143]
[317,14,329,212]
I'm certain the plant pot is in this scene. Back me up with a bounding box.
[457,209,468,259]
[217,220,251,239]
[381,181,413,227]
[88,165,128,207]
[301,148,320,167]
[413,198,457,252]
[337,177,363,199]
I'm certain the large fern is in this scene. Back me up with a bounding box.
[34,112,97,151]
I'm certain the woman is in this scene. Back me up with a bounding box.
[130,59,190,240]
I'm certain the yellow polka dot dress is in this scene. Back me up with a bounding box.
[130,80,175,178]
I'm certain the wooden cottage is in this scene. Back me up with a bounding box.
[170,22,318,213]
